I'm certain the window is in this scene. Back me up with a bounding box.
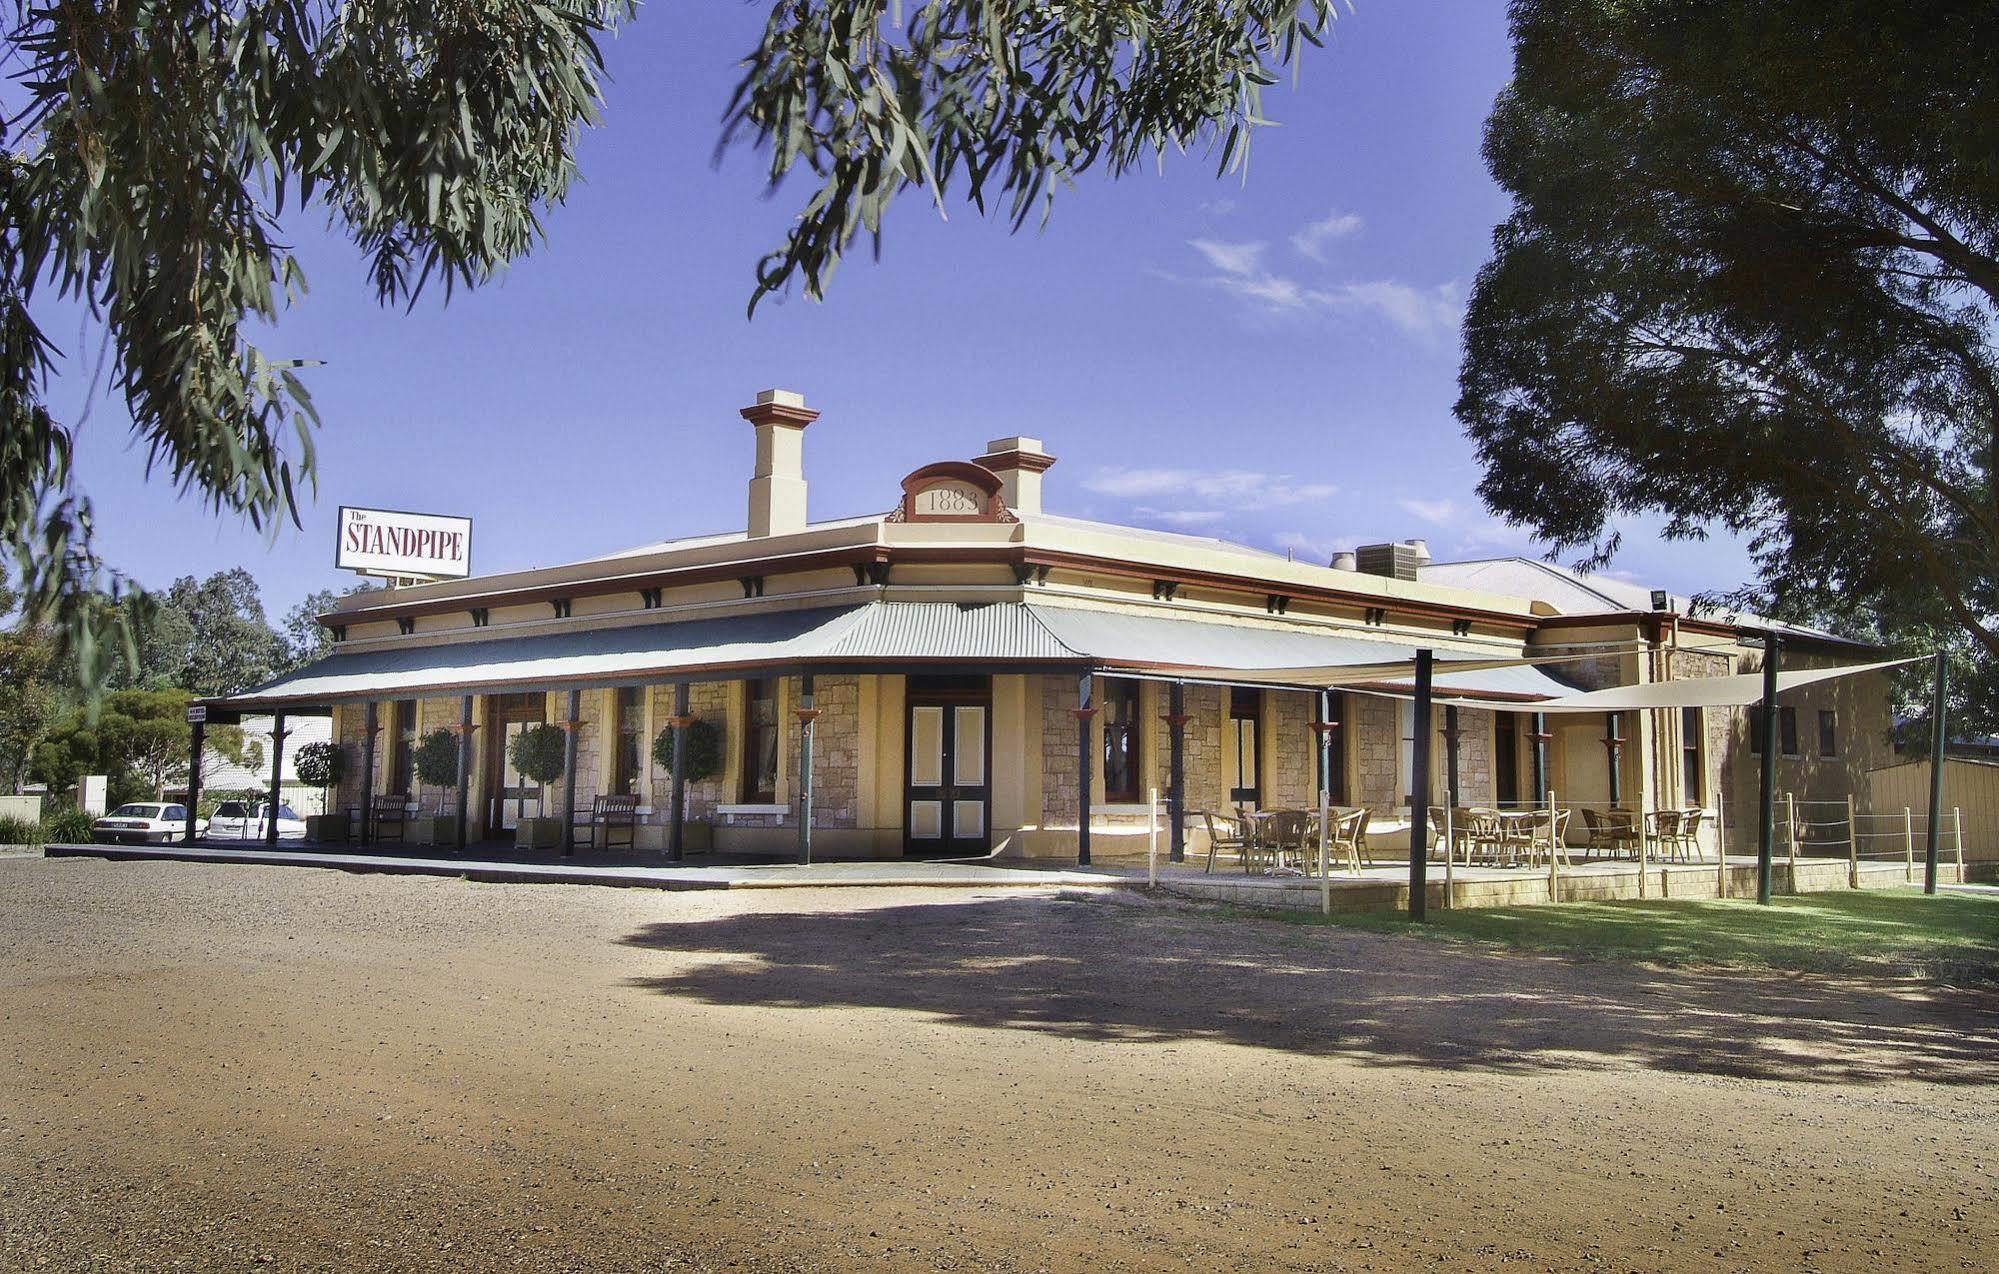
[1316,692,1349,805]
[742,677,780,804]
[1399,700,1417,803]
[1818,709,1838,758]
[163,805,186,823]
[1100,679,1141,803]
[1748,705,1800,757]
[613,686,646,794]
[1681,706,1703,803]
[390,699,418,794]
[1495,714,1520,808]
[1228,688,1261,805]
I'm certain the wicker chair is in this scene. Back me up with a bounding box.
[1201,810,1250,874]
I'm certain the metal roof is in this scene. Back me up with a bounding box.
[211,601,1590,711]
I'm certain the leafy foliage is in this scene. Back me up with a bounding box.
[508,722,567,786]
[39,806,95,845]
[292,739,345,791]
[0,814,38,846]
[0,584,61,793]
[2,0,632,692]
[412,727,460,790]
[1458,0,1999,733]
[726,0,1340,310]
[652,718,722,784]
[28,686,240,803]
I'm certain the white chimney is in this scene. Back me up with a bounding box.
[739,389,819,537]
[976,436,1056,516]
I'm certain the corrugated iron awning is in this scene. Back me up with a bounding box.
[209,600,1588,711]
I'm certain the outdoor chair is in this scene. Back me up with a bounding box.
[1668,807,1706,862]
[1201,810,1251,874]
[576,793,639,853]
[1581,807,1638,858]
[1328,808,1368,874]
[1460,807,1504,865]
[1511,807,1572,867]
[1264,810,1312,874]
[370,794,409,846]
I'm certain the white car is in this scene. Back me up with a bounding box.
[206,800,308,842]
[92,802,204,845]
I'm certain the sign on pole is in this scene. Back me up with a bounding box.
[185,704,207,725]
[336,506,473,581]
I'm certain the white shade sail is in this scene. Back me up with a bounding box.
[1513,656,1921,714]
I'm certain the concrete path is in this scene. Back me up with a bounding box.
[42,842,1125,892]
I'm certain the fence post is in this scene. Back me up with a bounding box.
[1442,804,1455,909]
[1785,792,1799,870]
[1845,794,1858,889]
[1714,786,1728,899]
[1147,786,1158,889]
[1637,804,1649,899]
[1903,807,1915,884]
[1955,807,1966,882]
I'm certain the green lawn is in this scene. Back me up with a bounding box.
[1272,888,1999,982]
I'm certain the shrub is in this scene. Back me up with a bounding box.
[293,741,346,791]
[508,723,567,786]
[0,815,40,847]
[41,808,96,845]
[652,718,723,783]
[413,729,461,790]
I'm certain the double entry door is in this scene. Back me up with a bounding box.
[484,693,546,833]
[904,677,990,857]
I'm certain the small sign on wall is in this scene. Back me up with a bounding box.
[337,506,473,580]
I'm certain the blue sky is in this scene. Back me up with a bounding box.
[59,1,1753,618]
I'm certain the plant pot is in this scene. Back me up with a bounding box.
[411,814,455,847]
[304,812,349,845]
[515,816,564,850]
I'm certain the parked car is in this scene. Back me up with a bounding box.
[206,800,307,842]
[92,803,203,845]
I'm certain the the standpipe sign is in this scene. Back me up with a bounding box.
[337,506,473,580]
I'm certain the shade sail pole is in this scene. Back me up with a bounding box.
[1530,711,1549,807]
[265,713,287,849]
[1924,650,1947,895]
[1756,636,1780,905]
[1408,650,1434,921]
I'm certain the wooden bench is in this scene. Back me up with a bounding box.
[371,794,410,846]
[576,793,639,852]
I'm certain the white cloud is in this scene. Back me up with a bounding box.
[1085,467,1337,507]
[1397,498,1457,525]
[1290,208,1364,262]
[1323,279,1464,341]
[1187,238,1267,277]
[1197,197,1238,217]
[1171,244,1464,341]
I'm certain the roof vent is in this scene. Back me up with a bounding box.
[1329,550,1359,572]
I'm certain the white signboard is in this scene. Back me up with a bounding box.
[337,506,472,580]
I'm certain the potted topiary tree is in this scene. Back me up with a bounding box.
[651,718,723,852]
[293,741,348,844]
[411,727,461,846]
[508,723,568,850]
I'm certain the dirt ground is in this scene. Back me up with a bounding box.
[0,858,1993,1272]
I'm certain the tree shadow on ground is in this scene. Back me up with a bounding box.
[618,893,1999,1084]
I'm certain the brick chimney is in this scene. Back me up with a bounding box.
[976,436,1056,516]
[739,389,819,537]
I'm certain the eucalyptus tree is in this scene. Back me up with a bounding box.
[3,0,1339,693]
[1457,0,1999,733]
